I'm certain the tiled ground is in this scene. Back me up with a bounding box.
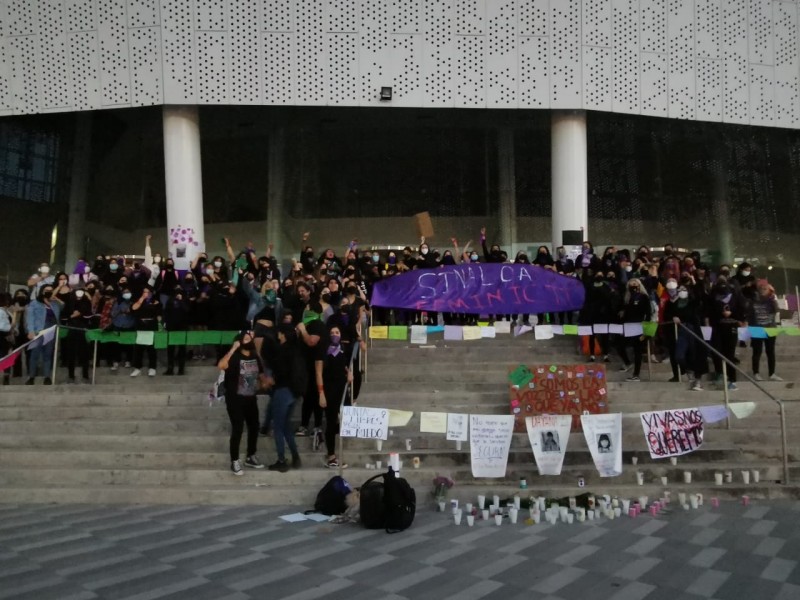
[1,499,799,600]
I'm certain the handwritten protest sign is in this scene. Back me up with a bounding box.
[340,406,389,440]
[526,415,572,475]
[509,364,608,432]
[581,413,623,477]
[420,412,448,434]
[447,413,469,441]
[470,415,515,477]
[639,408,704,459]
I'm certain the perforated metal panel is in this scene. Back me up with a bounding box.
[0,0,796,132]
[551,0,581,108]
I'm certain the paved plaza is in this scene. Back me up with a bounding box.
[1,499,799,600]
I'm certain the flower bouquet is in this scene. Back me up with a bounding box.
[431,474,455,503]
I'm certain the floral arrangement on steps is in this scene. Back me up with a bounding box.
[431,474,455,508]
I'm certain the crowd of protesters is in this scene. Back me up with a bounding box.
[0,230,784,473]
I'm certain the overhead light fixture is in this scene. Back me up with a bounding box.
[380,86,392,101]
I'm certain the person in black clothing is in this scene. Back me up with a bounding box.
[154,258,180,306]
[580,272,613,362]
[130,286,161,377]
[63,288,94,383]
[706,276,746,390]
[163,288,191,375]
[296,302,327,439]
[210,283,247,360]
[663,283,703,386]
[317,325,353,469]
[616,278,652,381]
[264,323,304,472]
[218,330,268,475]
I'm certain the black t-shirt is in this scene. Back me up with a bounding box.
[302,318,328,364]
[224,350,264,399]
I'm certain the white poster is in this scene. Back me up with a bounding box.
[340,406,389,440]
[640,408,704,459]
[581,413,623,477]
[446,413,469,442]
[470,415,515,478]
[526,415,572,475]
[410,325,428,344]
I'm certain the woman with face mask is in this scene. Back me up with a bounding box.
[24,284,63,385]
[101,258,125,287]
[580,271,613,362]
[663,281,702,386]
[130,287,161,377]
[163,288,191,376]
[749,280,782,382]
[27,263,55,295]
[62,287,94,383]
[316,325,353,469]
[615,278,652,382]
[706,276,746,390]
[108,286,136,370]
[155,258,179,307]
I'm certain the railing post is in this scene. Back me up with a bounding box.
[51,326,60,384]
[646,339,652,381]
[91,340,98,385]
[674,323,681,383]
[780,402,790,484]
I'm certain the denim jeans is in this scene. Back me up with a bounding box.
[29,340,54,378]
[271,386,299,462]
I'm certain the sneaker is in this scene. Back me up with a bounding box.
[111,362,119,372]
[25,377,34,385]
[691,382,704,391]
[326,458,348,469]
[231,459,243,476]
[618,363,633,373]
[130,369,141,377]
[295,426,308,437]
[668,376,679,383]
[43,377,52,385]
[728,382,738,391]
[312,428,324,452]
[625,376,640,382]
[603,355,611,363]
[589,355,596,362]
[124,361,132,368]
[147,368,156,377]
[245,455,264,469]
[268,460,289,473]
[769,374,784,382]
[754,373,764,381]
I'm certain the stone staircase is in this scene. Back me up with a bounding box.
[1,334,799,506]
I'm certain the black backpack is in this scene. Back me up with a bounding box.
[313,476,353,516]
[360,467,416,533]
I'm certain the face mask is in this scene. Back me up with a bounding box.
[214,261,223,268]
[206,268,215,276]
[329,334,341,345]
[154,256,161,263]
[678,291,689,299]
[322,293,332,303]
[388,256,396,265]
[43,290,53,299]
[15,297,27,306]
[109,263,119,272]
[582,247,591,254]
[122,293,132,300]
[625,265,632,272]
[742,270,751,277]
[666,281,678,290]
[420,248,428,255]
[39,266,50,275]
[594,281,604,287]
[83,265,90,274]
[75,290,85,299]
[372,254,379,263]
[629,287,639,293]
[518,255,528,262]
[470,253,478,261]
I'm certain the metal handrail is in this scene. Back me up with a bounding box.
[676,322,790,485]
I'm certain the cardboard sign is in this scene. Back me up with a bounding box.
[509,364,608,432]
[414,211,435,238]
[581,413,623,477]
[526,415,572,475]
[640,408,704,459]
[470,415,515,478]
[340,406,389,440]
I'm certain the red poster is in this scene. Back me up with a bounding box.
[509,364,609,432]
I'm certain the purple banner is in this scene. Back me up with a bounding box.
[371,264,585,314]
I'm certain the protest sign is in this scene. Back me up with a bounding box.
[639,408,704,459]
[371,263,585,315]
[446,413,469,441]
[420,412,448,434]
[470,415,515,477]
[340,406,389,440]
[581,413,623,477]
[526,415,572,475]
[510,364,608,432]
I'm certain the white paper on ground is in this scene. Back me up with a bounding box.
[699,404,728,424]
[279,513,308,523]
[481,326,496,338]
[534,325,553,340]
[729,401,757,419]
[494,321,512,334]
[304,513,331,522]
[515,325,533,337]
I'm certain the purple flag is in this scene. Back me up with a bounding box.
[371,264,585,314]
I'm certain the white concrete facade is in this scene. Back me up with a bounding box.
[0,0,797,129]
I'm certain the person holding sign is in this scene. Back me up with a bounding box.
[316,325,354,469]
[218,330,271,476]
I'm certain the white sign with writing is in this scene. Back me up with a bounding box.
[340,406,389,440]
[469,415,515,478]
[446,413,469,442]
[581,413,623,477]
[526,415,572,475]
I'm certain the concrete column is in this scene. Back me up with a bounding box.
[163,106,205,267]
[266,127,286,260]
[64,112,93,269]
[497,127,517,250]
[551,110,588,249]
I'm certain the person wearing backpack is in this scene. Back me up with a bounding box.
[264,322,305,472]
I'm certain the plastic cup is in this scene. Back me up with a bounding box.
[376,460,382,469]
[482,509,489,521]
[690,495,699,509]
[661,476,668,486]
[376,440,383,451]
[566,513,574,524]
[636,472,644,485]
[478,495,486,509]
[678,492,686,505]
[714,472,723,485]
[622,499,631,513]
[438,501,446,512]
[513,496,521,510]
[454,510,463,525]
[587,510,594,520]
[631,456,638,465]
[614,507,622,518]
[724,471,733,484]
[466,515,475,526]
[465,502,473,513]
[509,508,518,524]
[752,470,760,483]
[494,514,502,526]
[405,438,412,451]
[670,457,678,465]
[683,471,692,484]
[741,470,750,484]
